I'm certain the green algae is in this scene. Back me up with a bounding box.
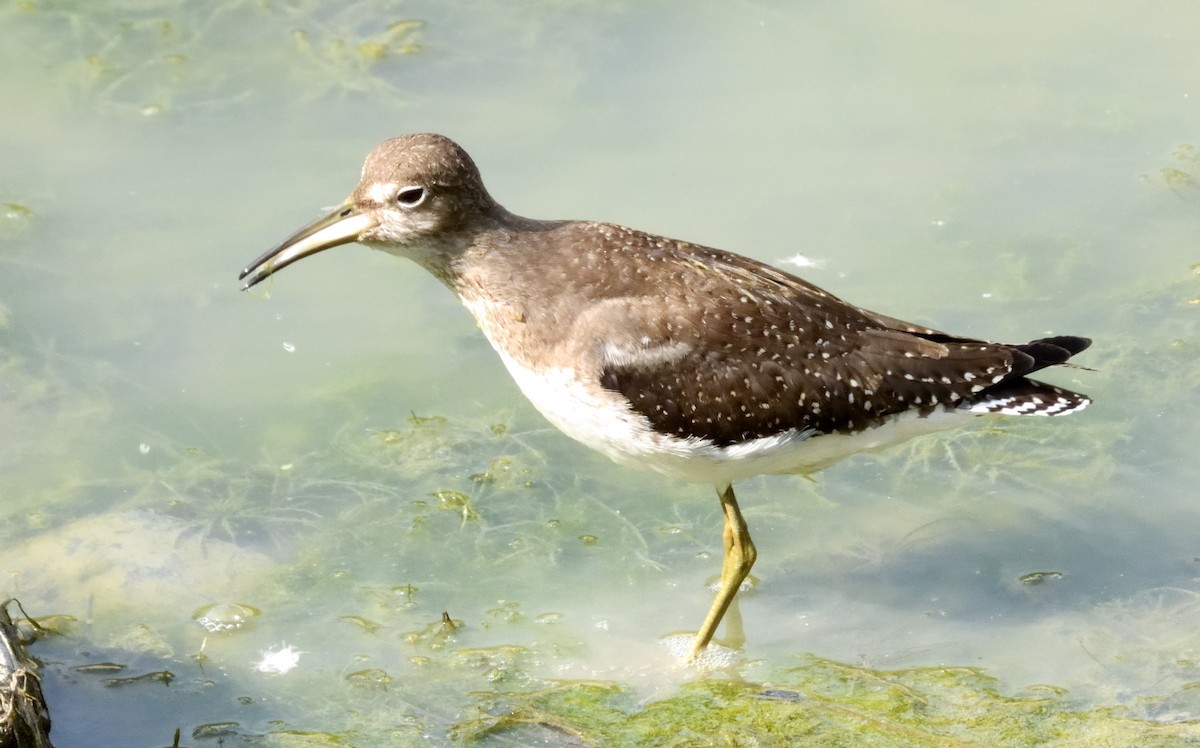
[453,660,1200,747]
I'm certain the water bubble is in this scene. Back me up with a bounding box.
[192,602,261,633]
[661,634,737,670]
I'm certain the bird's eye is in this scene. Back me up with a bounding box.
[396,186,426,207]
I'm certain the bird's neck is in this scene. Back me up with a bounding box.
[440,211,579,367]
[413,209,553,290]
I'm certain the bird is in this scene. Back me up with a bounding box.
[240,133,1091,660]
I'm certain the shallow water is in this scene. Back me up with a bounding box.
[2,0,1199,744]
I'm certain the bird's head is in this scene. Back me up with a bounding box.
[240,133,497,290]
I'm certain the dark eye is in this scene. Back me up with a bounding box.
[396,186,426,207]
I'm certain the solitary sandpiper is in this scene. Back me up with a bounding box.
[241,133,1091,659]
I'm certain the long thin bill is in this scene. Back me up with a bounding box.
[240,204,377,290]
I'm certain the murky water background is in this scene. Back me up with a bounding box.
[2,1,1199,744]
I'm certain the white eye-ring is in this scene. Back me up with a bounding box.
[396,185,426,207]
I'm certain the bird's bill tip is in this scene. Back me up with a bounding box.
[239,205,377,290]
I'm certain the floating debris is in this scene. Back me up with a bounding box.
[1019,571,1064,586]
[70,662,127,674]
[339,615,383,634]
[104,670,174,687]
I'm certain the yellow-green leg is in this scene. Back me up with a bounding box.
[690,483,757,659]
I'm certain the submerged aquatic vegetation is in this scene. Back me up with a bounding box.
[4,0,426,116]
[1144,143,1199,195]
[288,15,424,100]
[0,338,115,540]
[130,445,325,553]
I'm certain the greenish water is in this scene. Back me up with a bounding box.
[2,0,1199,745]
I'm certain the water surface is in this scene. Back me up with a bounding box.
[2,1,1199,744]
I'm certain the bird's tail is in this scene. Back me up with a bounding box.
[963,335,1092,416]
